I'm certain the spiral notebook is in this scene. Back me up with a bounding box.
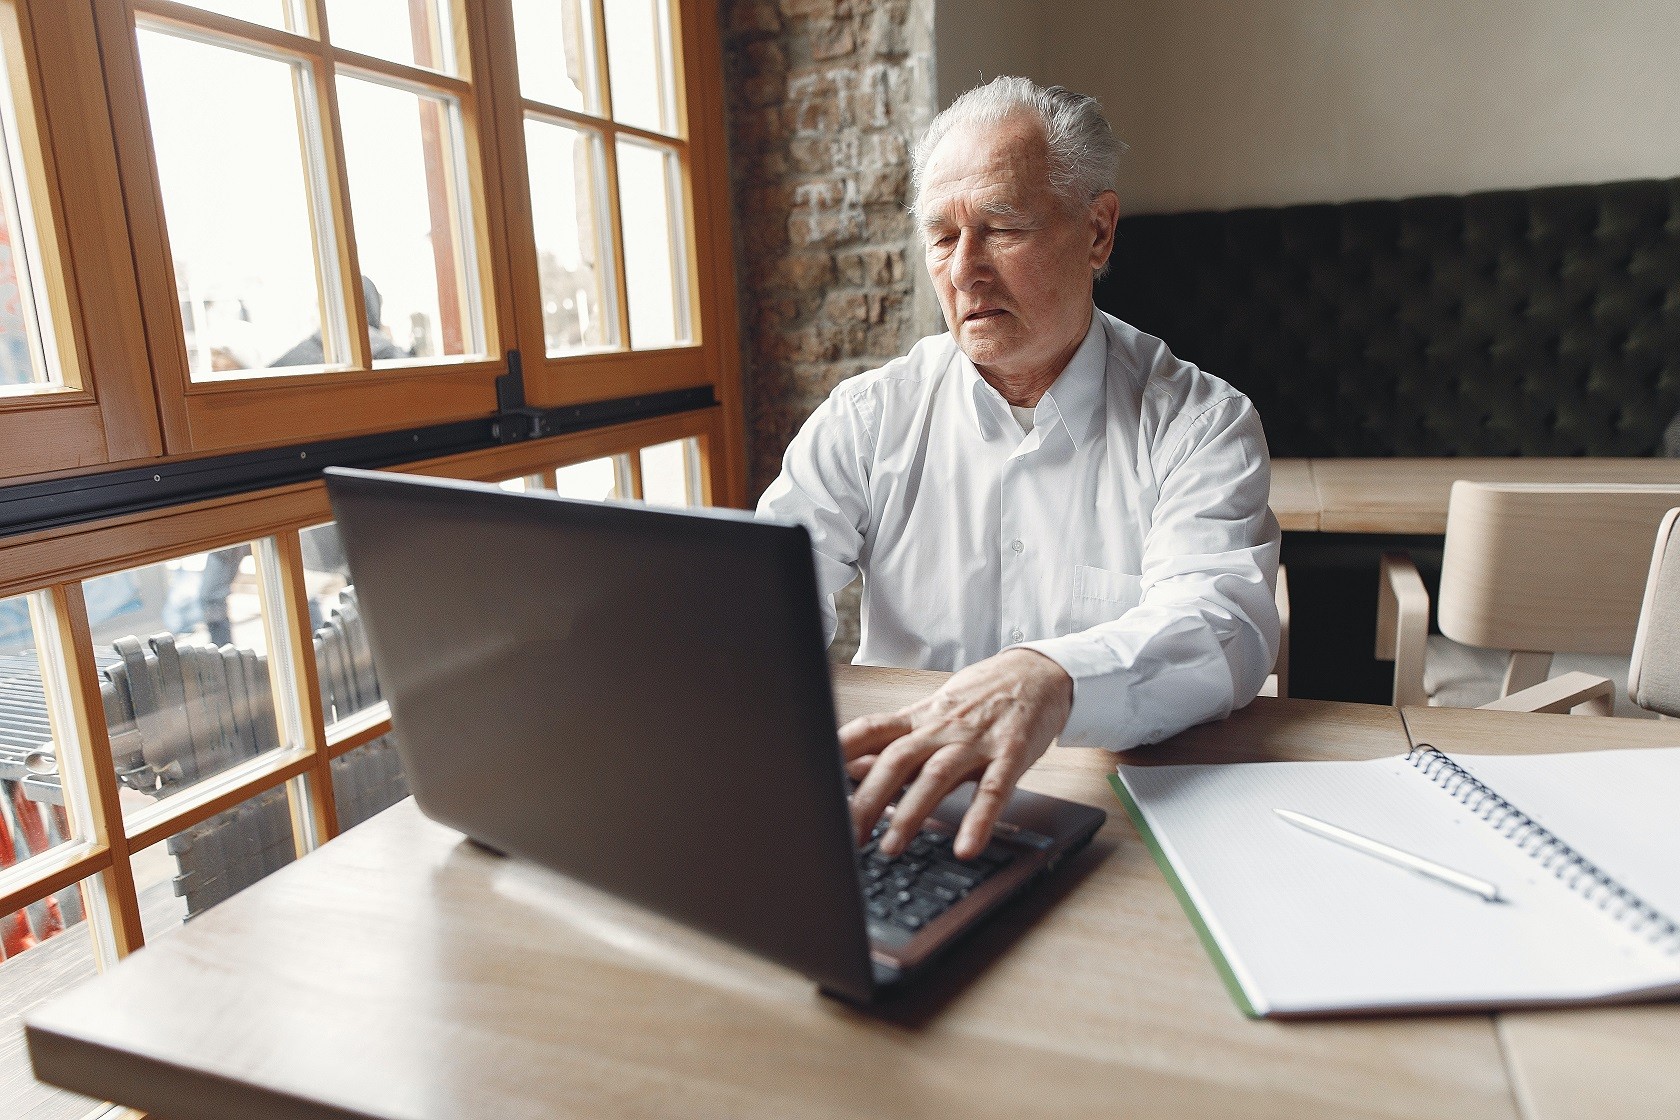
[1108,744,1680,1018]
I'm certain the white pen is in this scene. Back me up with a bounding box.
[1274,808,1503,903]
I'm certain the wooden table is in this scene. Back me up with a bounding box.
[1268,459,1322,531]
[1273,458,1680,535]
[22,667,1676,1119]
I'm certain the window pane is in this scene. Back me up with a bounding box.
[616,139,688,348]
[330,734,408,832]
[337,76,482,362]
[639,438,697,507]
[131,782,297,941]
[525,118,616,354]
[139,29,341,378]
[511,0,598,114]
[555,457,619,500]
[83,543,289,823]
[324,0,455,74]
[0,51,60,396]
[604,0,676,135]
[299,524,384,730]
[0,591,83,906]
[0,888,102,1120]
[171,0,298,31]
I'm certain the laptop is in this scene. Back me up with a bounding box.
[323,466,1106,1003]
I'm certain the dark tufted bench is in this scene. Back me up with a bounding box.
[1094,177,1680,701]
[1096,177,1680,458]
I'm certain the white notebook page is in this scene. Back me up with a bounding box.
[1451,746,1680,920]
[1119,755,1680,1015]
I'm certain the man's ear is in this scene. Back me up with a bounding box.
[1088,190,1120,270]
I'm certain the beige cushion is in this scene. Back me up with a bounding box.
[1423,635,1654,718]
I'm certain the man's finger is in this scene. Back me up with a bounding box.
[837,709,915,761]
[952,755,1026,860]
[848,729,939,845]
[878,743,983,856]
[843,754,877,780]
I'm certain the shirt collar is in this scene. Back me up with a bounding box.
[959,308,1107,452]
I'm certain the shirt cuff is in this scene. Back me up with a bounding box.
[1017,625,1236,753]
[1016,632,1135,751]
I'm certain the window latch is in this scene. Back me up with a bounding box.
[492,350,550,443]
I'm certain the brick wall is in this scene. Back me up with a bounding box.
[721,0,939,658]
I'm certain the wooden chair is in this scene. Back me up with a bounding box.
[1628,508,1680,718]
[1258,565,1290,698]
[1376,482,1680,716]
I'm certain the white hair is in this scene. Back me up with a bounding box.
[911,77,1124,275]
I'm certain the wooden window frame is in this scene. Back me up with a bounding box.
[0,0,745,508]
[482,0,746,504]
[93,0,517,455]
[0,0,161,482]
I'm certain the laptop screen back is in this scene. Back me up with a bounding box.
[324,468,875,1000]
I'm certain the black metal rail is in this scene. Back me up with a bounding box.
[0,377,717,541]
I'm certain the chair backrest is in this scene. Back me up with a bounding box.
[1438,482,1680,655]
[1628,508,1680,717]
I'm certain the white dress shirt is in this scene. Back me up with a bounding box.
[757,308,1281,751]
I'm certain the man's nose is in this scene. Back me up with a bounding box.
[948,231,990,290]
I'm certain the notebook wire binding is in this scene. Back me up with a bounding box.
[1407,743,1680,955]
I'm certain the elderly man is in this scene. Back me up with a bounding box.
[758,77,1280,862]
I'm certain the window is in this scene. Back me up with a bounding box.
[101,0,508,452]
[494,0,738,408]
[0,4,745,1106]
[71,0,744,459]
[0,0,160,478]
[638,438,704,507]
[0,0,744,484]
[0,43,59,396]
[512,0,687,357]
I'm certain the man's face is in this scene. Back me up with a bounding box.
[917,114,1117,386]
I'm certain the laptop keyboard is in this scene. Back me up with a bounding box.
[858,821,1015,938]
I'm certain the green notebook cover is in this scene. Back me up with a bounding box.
[1108,771,1260,1019]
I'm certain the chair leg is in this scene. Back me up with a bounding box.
[1576,692,1613,716]
[1502,651,1553,697]
[1377,553,1429,708]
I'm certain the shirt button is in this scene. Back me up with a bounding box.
[1010,539,1023,553]
[1010,628,1024,643]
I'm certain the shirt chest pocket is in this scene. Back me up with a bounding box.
[1072,564,1144,630]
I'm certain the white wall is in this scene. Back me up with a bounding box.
[938,0,1680,214]
[933,0,1046,107]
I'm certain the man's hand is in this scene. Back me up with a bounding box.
[839,649,1073,861]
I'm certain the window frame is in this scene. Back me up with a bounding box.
[94,0,519,454]
[0,0,162,482]
[482,0,742,431]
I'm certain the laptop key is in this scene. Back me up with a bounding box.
[927,866,981,892]
[912,881,955,904]
[903,898,941,923]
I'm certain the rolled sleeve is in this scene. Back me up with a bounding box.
[1022,396,1281,750]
